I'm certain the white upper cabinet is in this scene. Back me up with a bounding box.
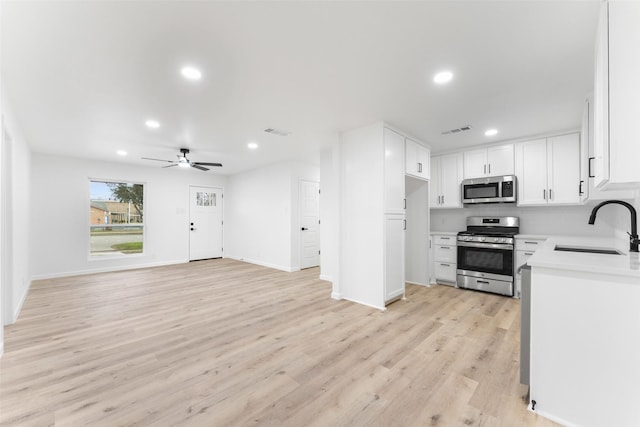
[431,153,463,209]
[384,128,406,214]
[515,133,581,206]
[405,138,430,180]
[582,95,634,201]
[593,1,640,189]
[547,134,581,204]
[463,144,514,179]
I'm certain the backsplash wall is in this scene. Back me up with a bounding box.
[430,204,621,237]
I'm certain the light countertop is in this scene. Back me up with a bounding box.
[515,234,548,240]
[527,235,640,278]
[429,231,458,236]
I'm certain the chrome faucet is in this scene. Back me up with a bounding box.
[588,200,639,252]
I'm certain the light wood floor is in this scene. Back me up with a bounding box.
[0,259,558,426]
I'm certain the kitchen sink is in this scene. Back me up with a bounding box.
[554,245,623,255]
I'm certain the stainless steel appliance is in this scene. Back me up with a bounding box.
[461,175,516,204]
[456,216,519,296]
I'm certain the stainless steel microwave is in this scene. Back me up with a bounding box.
[461,175,517,204]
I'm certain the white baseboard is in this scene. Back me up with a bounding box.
[406,280,430,287]
[10,279,32,324]
[330,291,342,300]
[341,296,386,311]
[30,259,189,281]
[225,256,297,273]
[319,274,333,282]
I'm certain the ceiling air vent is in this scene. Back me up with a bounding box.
[264,127,290,137]
[442,125,472,135]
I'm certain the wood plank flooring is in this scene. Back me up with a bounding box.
[0,259,558,426]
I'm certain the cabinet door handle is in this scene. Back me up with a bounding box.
[418,162,422,173]
[441,237,450,240]
[488,163,491,174]
[484,164,487,174]
[588,157,595,178]
[476,280,490,285]
[403,219,406,230]
[440,263,450,267]
[524,241,538,245]
[440,246,450,250]
[404,198,406,209]
[524,252,534,256]
[543,189,546,200]
[579,180,584,196]
[549,189,552,200]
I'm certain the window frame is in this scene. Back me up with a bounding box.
[88,178,146,260]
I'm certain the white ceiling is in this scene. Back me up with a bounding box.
[1,1,600,175]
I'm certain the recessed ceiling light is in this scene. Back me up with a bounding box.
[247,142,258,150]
[181,66,202,81]
[485,128,498,137]
[433,71,453,84]
[116,150,127,156]
[145,119,160,129]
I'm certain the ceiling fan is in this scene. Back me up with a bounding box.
[142,148,222,171]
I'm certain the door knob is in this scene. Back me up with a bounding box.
[301,227,308,231]
[190,227,195,231]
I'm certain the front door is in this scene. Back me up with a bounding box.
[299,180,320,269]
[189,186,223,261]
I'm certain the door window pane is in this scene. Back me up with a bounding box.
[90,180,144,256]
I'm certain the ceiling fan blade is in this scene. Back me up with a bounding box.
[142,157,174,163]
[191,164,210,171]
[193,162,223,167]
[162,164,178,169]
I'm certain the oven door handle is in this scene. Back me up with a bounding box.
[457,241,514,250]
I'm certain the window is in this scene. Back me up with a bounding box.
[90,180,144,256]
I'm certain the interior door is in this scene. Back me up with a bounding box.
[299,180,320,269]
[189,186,223,261]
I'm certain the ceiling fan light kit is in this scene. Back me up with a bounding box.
[142,148,222,171]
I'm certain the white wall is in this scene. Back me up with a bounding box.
[431,204,622,237]
[1,79,32,329]
[225,160,319,272]
[30,153,226,279]
[320,145,339,286]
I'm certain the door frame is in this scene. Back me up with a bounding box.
[298,179,320,270]
[188,185,224,261]
[1,116,13,325]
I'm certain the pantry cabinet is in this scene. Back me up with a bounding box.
[405,138,430,180]
[339,123,430,309]
[463,144,514,179]
[430,153,463,208]
[592,0,640,189]
[515,134,581,206]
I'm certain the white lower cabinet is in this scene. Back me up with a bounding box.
[431,233,457,285]
[515,236,547,298]
[385,215,405,302]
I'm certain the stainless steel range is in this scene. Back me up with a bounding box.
[456,216,519,297]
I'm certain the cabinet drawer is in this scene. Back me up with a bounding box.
[516,238,546,252]
[435,245,456,263]
[435,262,457,283]
[433,235,456,246]
[516,250,535,274]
